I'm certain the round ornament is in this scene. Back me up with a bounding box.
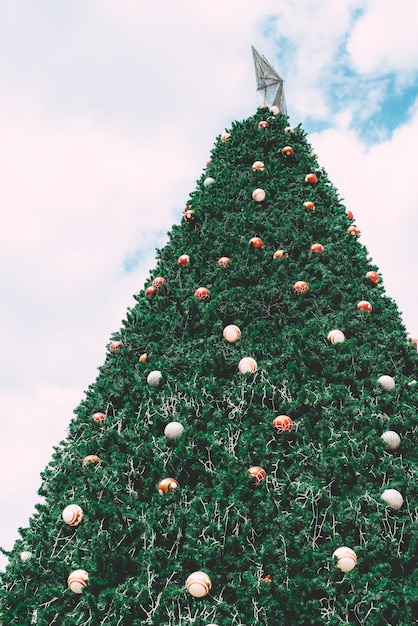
[258,121,269,129]
[82,455,100,467]
[366,271,379,285]
[194,287,210,300]
[62,504,84,527]
[305,173,318,185]
[109,340,121,352]
[273,249,288,259]
[249,237,263,249]
[310,243,324,254]
[269,105,280,115]
[221,131,231,142]
[145,286,157,297]
[252,160,265,171]
[252,188,266,202]
[356,300,372,313]
[223,325,241,343]
[328,329,345,344]
[178,254,190,266]
[348,226,360,236]
[238,357,257,374]
[147,370,162,387]
[186,571,212,598]
[68,569,89,594]
[333,547,357,572]
[381,488,403,510]
[152,277,166,288]
[248,466,266,483]
[281,146,294,157]
[381,431,401,450]
[293,281,309,294]
[284,126,294,134]
[139,353,147,363]
[303,201,315,211]
[218,257,231,268]
[92,412,105,423]
[273,415,293,432]
[158,478,179,495]
[346,210,354,220]
[377,375,395,391]
[164,422,184,440]
[184,209,195,222]
[204,177,215,187]
[20,551,32,562]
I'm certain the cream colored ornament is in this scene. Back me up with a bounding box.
[252,188,266,202]
[62,504,84,527]
[164,422,184,440]
[269,105,280,115]
[381,488,403,510]
[328,329,345,344]
[223,325,241,343]
[378,375,395,391]
[147,370,162,387]
[20,551,32,562]
[238,357,257,374]
[381,431,401,450]
[284,126,294,134]
[68,569,89,594]
[252,160,265,171]
[221,131,231,142]
[333,547,357,572]
[185,571,212,597]
[204,177,215,187]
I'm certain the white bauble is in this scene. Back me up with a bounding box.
[223,325,241,343]
[20,551,32,562]
[238,357,257,374]
[327,329,345,344]
[381,488,403,510]
[62,504,84,527]
[378,375,395,390]
[381,431,401,450]
[185,571,212,597]
[252,188,266,202]
[68,569,89,594]
[164,422,184,440]
[147,370,162,387]
[204,177,215,187]
[333,547,357,572]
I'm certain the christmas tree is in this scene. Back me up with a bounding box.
[1,53,417,626]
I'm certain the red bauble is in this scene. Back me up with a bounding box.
[357,300,372,313]
[221,131,231,142]
[248,466,266,483]
[158,478,179,495]
[82,455,100,467]
[218,257,231,268]
[139,353,147,362]
[109,340,121,352]
[282,146,294,157]
[252,160,265,171]
[273,415,293,432]
[184,210,195,222]
[92,412,105,423]
[347,226,360,236]
[194,287,210,300]
[273,249,288,259]
[250,237,263,249]
[303,201,315,211]
[305,173,318,185]
[178,254,190,266]
[293,281,309,294]
[310,243,324,254]
[346,210,354,220]
[145,286,157,297]
[258,121,269,129]
[152,277,166,288]
[366,270,379,285]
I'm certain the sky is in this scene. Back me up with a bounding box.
[0,0,417,570]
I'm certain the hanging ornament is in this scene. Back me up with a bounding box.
[238,357,257,374]
[377,375,395,390]
[82,455,100,467]
[273,249,288,259]
[194,287,210,300]
[186,571,212,598]
[139,353,147,363]
[381,488,403,510]
[68,570,89,594]
[252,188,266,202]
[92,412,105,423]
[223,325,241,343]
[293,281,309,294]
[178,254,190,266]
[381,431,401,450]
[315,167,324,178]
[249,237,263,249]
[152,277,166,288]
[346,210,354,220]
[258,121,269,129]
[348,226,360,236]
[248,466,266,483]
[158,478,179,495]
[218,257,231,268]
[20,551,32,562]
[164,422,184,440]
[62,504,84,527]
[145,286,157,297]
[332,547,357,572]
[252,160,265,171]
[260,575,272,584]
[356,300,372,313]
[366,271,379,285]
[281,146,294,157]
[328,330,345,344]
[184,209,195,222]
[310,243,324,254]
[269,105,280,115]
[303,201,315,211]
[305,173,318,185]
[221,131,231,142]
[109,340,122,352]
[273,415,293,432]
[147,370,162,387]
[284,126,294,134]
[204,177,215,187]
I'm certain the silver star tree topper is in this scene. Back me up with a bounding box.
[251,46,287,114]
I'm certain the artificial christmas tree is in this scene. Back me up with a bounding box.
[1,53,417,626]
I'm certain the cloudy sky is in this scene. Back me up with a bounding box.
[1,0,417,569]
